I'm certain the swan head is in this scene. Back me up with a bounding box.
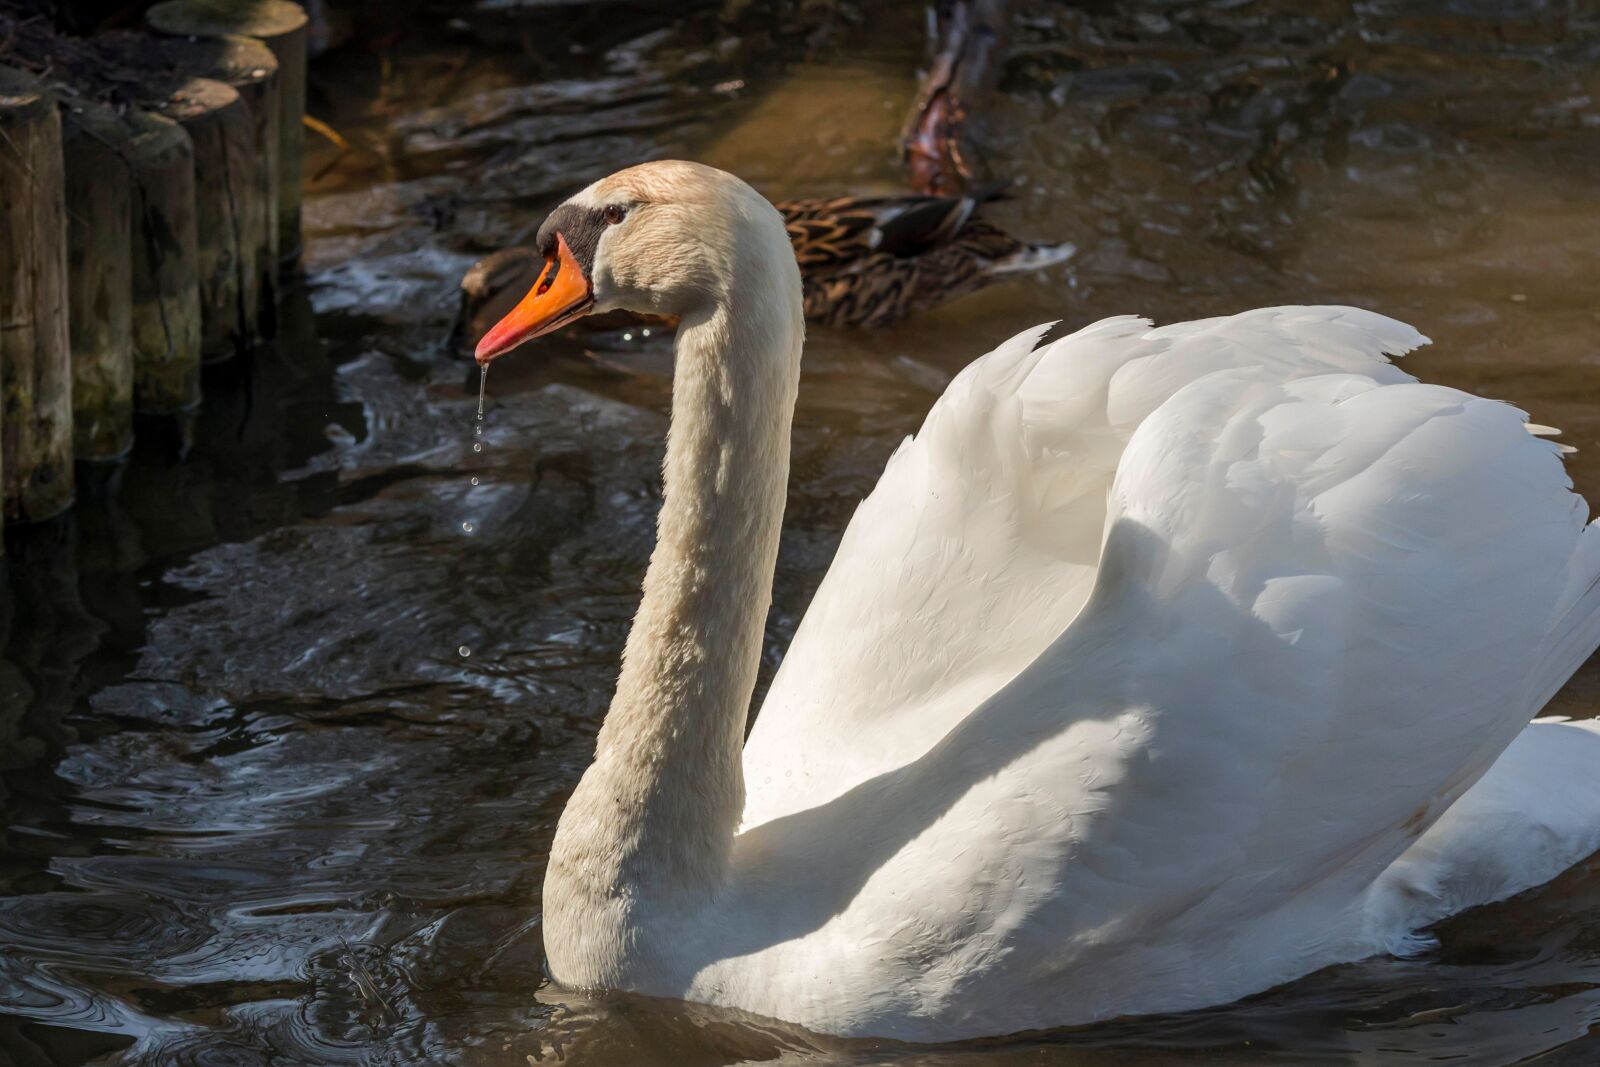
[474,161,796,363]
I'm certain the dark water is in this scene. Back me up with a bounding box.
[4,1,1600,1063]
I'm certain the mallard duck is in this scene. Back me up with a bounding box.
[450,189,1070,351]
[784,192,1073,327]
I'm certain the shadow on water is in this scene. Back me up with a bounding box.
[3,0,1600,1063]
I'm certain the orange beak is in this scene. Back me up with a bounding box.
[474,233,594,364]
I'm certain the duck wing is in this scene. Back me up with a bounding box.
[779,193,979,271]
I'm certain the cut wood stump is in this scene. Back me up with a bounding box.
[156,76,258,363]
[3,14,281,379]
[156,33,281,321]
[125,111,203,413]
[146,0,308,265]
[0,66,74,524]
[61,99,135,461]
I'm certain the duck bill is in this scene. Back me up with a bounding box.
[474,234,594,363]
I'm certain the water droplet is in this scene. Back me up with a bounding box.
[641,328,651,337]
[474,425,483,437]
[462,521,474,533]
[458,645,471,658]
[473,443,483,453]
[623,332,633,341]
[477,362,489,419]
[470,476,479,486]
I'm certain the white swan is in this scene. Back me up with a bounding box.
[474,161,1600,1042]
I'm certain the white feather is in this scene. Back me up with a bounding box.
[715,307,1600,1038]
[536,165,1600,1043]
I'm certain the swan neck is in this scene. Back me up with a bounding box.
[548,266,802,929]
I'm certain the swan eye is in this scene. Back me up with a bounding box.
[604,204,627,226]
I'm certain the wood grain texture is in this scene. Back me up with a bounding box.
[62,100,135,460]
[147,0,308,262]
[0,67,75,523]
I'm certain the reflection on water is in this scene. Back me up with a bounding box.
[3,1,1600,1063]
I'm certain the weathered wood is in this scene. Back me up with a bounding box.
[156,33,281,319]
[146,0,308,264]
[0,67,74,523]
[125,110,203,413]
[61,99,135,460]
[156,76,257,362]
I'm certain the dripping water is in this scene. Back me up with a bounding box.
[474,362,487,444]
[468,366,486,510]
[472,362,487,455]
[461,366,485,662]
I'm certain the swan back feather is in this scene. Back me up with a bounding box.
[708,313,1599,1037]
[744,306,1429,827]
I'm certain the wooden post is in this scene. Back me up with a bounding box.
[156,76,257,362]
[0,67,74,523]
[146,0,308,264]
[125,111,203,413]
[61,99,135,460]
[156,34,281,319]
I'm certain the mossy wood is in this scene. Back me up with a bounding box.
[62,100,135,460]
[157,34,281,320]
[0,67,74,524]
[126,111,203,413]
[157,77,257,362]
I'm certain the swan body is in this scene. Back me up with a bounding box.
[475,161,1600,1041]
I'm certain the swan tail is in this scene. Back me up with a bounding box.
[1366,521,1600,946]
[1369,717,1600,946]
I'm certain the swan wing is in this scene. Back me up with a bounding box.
[743,306,1429,826]
[911,370,1594,1024]
[1051,371,1590,945]
[717,363,1598,1038]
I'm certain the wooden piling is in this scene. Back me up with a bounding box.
[146,0,309,264]
[0,67,74,523]
[61,100,135,460]
[97,32,281,357]
[125,111,203,413]
[157,76,258,362]
[156,34,280,319]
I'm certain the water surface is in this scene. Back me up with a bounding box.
[3,1,1600,1063]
